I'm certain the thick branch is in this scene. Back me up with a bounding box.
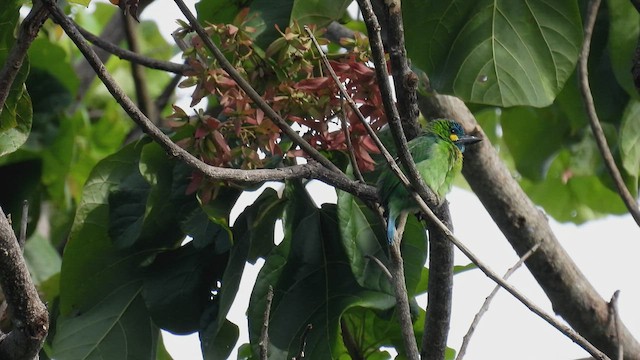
[578,0,640,227]
[0,3,49,112]
[46,4,377,203]
[422,205,454,360]
[0,207,48,360]
[420,94,633,359]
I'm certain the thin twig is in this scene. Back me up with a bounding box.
[389,212,421,360]
[292,324,313,360]
[260,285,274,360]
[578,0,640,227]
[339,96,365,182]
[45,4,378,202]
[123,14,157,123]
[303,25,408,189]
[18,200,28,250]
[456,242,541,360]
[365,254,392,280]
[609,291,623,360]
[172,0,343,175]
[76,21,191,74]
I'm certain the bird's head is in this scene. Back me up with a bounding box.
[431,119,482,152]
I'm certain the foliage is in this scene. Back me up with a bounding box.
[0,0,639,359]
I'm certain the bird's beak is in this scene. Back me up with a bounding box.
[455,134,482,146]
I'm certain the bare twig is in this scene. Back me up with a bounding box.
[365,254,392,280]
[18,201,28,250]
[339,96,365,183]
[389,212,420,360]
[292,324,313,360]
[75,22,191,74]
[579,0,640,227]
[45,4,378,203]
[0,206,48,359]
[172,0,342,175]
[0,2,49,112]
[608,291,623,360]
[456,243,541,360]
[123,14,157,124]
[259,286,274,360]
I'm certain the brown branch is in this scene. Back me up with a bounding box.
[578,0,640,227]
[259,285,273,360]
[339,96,365,183]
[608,291,623,360]
[422,204,454,360]
[172,0,343,175]
[0,207,48,360]
[456,243,541,360]
[0,3,49,111]
[75,21,191,75]
[122,13,157,126]
[292,324,313,360]
[389,212,420,360]
[420,94,619,359]
[45,4,379,203]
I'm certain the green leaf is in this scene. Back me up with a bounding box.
[59,142,151,314]
[500,106,571,180]
[620,100,640,179]
[404,0,582,107]
[201,319,239,360]
[0,3,32,156]
[200,189,281,357]
[52,282,159,360]
[290,0,351,27]
[522,149,627,223]
[28,38,79,93]
[607,0,640,98]
[142,242,223,334]
[181,206,231,251]
[24,233,62,286]
[337,190,427,295]
[248,181,395,358]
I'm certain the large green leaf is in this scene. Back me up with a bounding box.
[52,282,159,360]
[200,188,282,358]
[607,0,640,98]
[337,190,427,296]
[58,141,151,314]
[404,0,582,107]
[142,241,223,335]
[248,181,395,359]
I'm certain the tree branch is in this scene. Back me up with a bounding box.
[0,2,49,112]
[259,285,273,360]
[172,0,343,175]
[45,3,378,203]
[75,21,191,75]
[389,213,420,360]
[123,13,157,123]
[579,0,640,227]
[422,204,454,360]
[456,243,541,360]
[0,206,48,360]
[420,94,623,360]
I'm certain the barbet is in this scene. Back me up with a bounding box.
[377,119,481,243]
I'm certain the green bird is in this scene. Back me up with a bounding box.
[377,119,481,243]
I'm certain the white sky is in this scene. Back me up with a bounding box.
[129,2,640,359]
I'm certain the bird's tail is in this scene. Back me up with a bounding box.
[386,215,396,244]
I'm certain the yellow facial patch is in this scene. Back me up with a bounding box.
[449,134,459,142]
